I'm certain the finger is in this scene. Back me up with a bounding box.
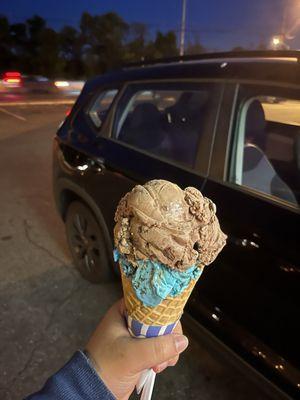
[153,353,179,373]
[118,298,126,317]
[153,353,179,371]
[167,355,179,367]
[150,319,182,374]
[152,361,168,373]
[172,321,182,335]
[128,333,189,372]
[100,299,129,336]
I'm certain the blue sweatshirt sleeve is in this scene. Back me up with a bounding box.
[24,350,116,400]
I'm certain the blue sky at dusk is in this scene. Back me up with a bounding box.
[2,0,299,50]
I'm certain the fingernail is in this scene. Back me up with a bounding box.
[174,334,189,353]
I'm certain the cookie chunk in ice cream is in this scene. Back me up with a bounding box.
[114,179,227,271]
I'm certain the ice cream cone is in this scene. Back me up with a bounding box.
[113,180,227,399]
[120,267,199,326]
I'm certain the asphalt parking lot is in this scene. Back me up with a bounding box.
[0,100,275,399]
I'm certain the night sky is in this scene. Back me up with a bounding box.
[2,0,300,50]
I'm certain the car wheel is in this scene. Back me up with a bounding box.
[65,201,113,283]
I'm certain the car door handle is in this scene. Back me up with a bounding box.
[58,145,105,174]
[76,158,105,174]
[88,158,106,174]
[229,236,259,249]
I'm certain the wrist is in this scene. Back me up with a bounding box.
[84,347,119,399]
[82,348,102,376]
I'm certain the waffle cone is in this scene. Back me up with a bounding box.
[121,268,198,326]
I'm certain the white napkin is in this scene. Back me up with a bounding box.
[136,369,156,400]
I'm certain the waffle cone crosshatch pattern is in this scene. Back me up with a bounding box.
[121,269,198,326]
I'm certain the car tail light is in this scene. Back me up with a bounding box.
[3,72,22,85]
[5,78,21,83]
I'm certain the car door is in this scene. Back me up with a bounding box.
[83,80,224,239]
[196,82,300,397]
[56,85,120,202]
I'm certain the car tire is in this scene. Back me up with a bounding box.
[65,201,114,283]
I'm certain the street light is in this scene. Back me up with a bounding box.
[270,35,289,50]
[272,36,281,47]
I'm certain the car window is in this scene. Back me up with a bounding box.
[113,82,221,169]
[229,86,300,206]
[88,89,118,128]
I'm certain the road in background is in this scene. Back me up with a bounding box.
[0,78,84,98]
[0,100,274,399]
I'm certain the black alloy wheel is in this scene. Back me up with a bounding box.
[65,201,113,283]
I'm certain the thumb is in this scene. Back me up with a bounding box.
[128,333,189,372]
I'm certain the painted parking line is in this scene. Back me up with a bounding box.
[0,106,27,121]
[0,99,75,107]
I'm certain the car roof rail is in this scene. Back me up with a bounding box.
[122,50,300,69]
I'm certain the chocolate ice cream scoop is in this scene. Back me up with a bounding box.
[114,179,227,271]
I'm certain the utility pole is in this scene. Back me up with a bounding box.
[281,0,288,36]
[180,0,187,56]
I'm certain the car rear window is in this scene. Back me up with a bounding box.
[112,82,221,169]
[229,85,300,207]
[88,89,118,128]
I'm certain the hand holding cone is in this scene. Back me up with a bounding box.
[113,179,227,399]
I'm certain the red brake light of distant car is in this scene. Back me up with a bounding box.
[3,72,21,78]
[3,72,22,84]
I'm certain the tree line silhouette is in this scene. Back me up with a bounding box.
[0,12,205,79]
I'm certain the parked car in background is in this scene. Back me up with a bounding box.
[22,75,53,93]
[53,51,300,399]
[0,72,53,93]
[0,72,84,95]
[1,71,23,89]
[53,79,85,95]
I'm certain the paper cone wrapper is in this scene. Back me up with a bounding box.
[120,267,199,335]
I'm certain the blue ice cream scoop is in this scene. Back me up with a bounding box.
[114,249,203,307]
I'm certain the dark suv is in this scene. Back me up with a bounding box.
[53,51,300,399]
